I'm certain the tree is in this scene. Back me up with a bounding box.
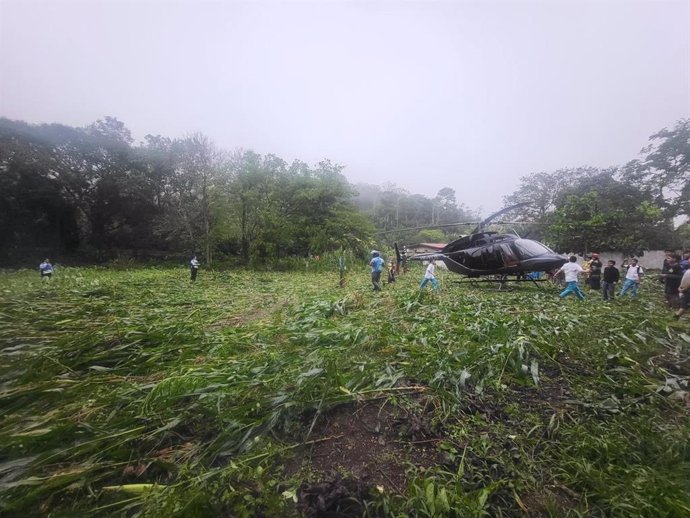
[545,172,673,255]
[503,167,600,220]
[622,119,690,219]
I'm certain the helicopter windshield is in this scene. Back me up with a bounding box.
[512,239,553,259]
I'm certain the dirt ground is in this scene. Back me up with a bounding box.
[284,398,441,516]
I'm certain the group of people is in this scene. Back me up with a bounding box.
[555,254,647,301]
[369,250,438,292]
[554,250,690,319]
[38,249,690,319]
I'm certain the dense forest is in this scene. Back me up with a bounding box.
[1,117,688,266]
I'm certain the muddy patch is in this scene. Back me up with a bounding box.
[285,399,441,497]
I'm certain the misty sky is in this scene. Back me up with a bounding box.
[1,0,689,214]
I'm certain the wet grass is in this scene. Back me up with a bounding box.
[1,266,689,517]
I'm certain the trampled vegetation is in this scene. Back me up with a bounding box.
[1,266,689,517]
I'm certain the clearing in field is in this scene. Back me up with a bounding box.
[1,266,689,517]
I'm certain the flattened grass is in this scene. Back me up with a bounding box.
[1,266,689,516]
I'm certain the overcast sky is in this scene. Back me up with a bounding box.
[1,0,688,214]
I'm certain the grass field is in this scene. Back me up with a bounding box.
[1,265,689,517]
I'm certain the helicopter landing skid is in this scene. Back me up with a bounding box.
[456,277,549,290]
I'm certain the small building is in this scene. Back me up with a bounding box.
[406,243,447,254]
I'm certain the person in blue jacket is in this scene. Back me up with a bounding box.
[369,251,385,291]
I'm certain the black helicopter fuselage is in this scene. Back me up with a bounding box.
[437,232,567,277]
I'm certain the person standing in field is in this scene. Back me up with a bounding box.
[619,258,643,298]
[661,254,683,309]
[39,258,53,281]
[387,259,396,284]
[369,251,385,291]
[583,254,593,289]
[674,268,690,320]
[589,252,602,291]
[419,258,439,290]
[601,259,620,301]
[554,255,585,300]
[190,255,200,282]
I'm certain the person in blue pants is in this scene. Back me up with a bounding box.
[420,259,439,290]
[619,258,643,298]
[369,250,385,291]
[554,255,585,300]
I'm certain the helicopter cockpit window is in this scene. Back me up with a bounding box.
[512,239,551,259]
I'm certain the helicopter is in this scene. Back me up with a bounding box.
[394,203,568,282]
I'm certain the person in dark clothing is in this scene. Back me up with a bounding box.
[662,254,683,308]
[589,252,602,291]
[661,250,674,273]
[190,255,200,281]
[601,260,620,301]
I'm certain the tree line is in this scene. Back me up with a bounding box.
[1,116,688,266]
[0,117,379,265]
[503,119,690,255]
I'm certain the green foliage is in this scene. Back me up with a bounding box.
[0,119,374,266]
[546,172,674,254]
[1,266,689,516]
[623,118,690,219]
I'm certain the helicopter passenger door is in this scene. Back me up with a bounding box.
[482,245,504,270]
[500,244,519,268]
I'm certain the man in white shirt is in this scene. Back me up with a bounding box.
[419,258,439,290]
[554,255,585,300]
[619,258,643,298]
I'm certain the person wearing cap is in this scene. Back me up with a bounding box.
[619,258,644,298]
[588,252,602,291]
[369,251,385,291]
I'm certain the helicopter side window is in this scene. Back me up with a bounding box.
[512,239,551,259]
[501,244,519,267]
[464,248,484,270]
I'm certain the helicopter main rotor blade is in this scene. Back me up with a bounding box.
[471,202,531,234]
[376,219,539,235]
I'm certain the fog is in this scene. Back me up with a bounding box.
[1,0,688,214]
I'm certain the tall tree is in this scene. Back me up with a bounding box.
[622,118,690,219]
[545,172,673,255]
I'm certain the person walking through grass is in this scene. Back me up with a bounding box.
[601,259,620,301]
[619,258,643,299]
[369,250,385,291]
[419,258,439,290]
[554,255,585,300]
